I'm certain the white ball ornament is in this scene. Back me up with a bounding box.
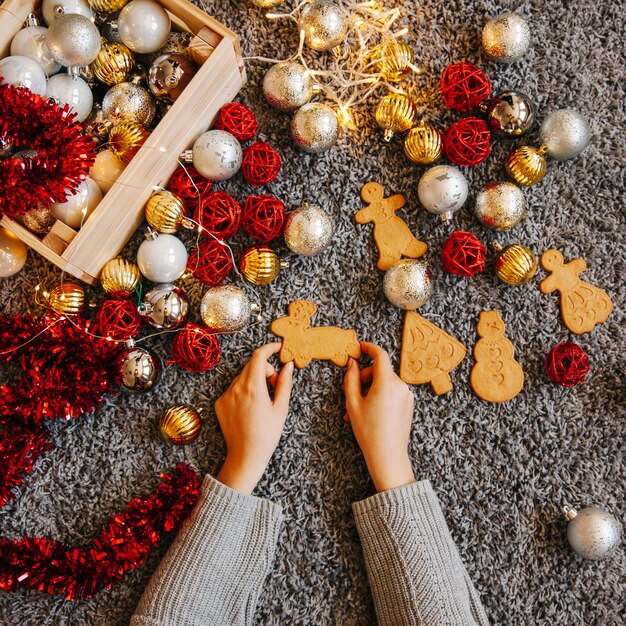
[90,149,127,193]
[383,259,433,310]
[0,56,47,96]
[418,165,469,221]
[46,74,93,122]
[118,0,171,54]
[539,109,590,160]
[45,14,101,70]
[49,177,102,228]
[137,231,188,283]
[0,227,28,278]
[564,505,622,561]
[11,26,61,76]
[191,130,242,181]
[42,0,94,25]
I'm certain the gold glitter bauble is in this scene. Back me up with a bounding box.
[160,404,202,445]
[102,83,156,127]
[239,245,288,285]
[48,283,86,316]
[374,40,414,82]
[22,203,56,235]
[506,145,547,186]
[249,0,286,7]
[404,120,443,165]
[91,41,135,86]
[100,256,141,297]
[109,121,149,164]
[145,190,192,234]
[89,0,129,12]
[375,93,417,141]
[494,243,538,286]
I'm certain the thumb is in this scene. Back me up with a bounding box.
[273,361,294,411]
[343,358,362,411]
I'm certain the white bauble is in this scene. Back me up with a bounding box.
[11,26,61,76]
[90,150,127,193]
[50,177,102,228]
[191,130,242,181]
[42,0,94,25]
[0,55,47,96]
[418,165,469,221]
[118,0,171,54]
[0,227,28,278]
[137,232,188,283]
[46,74,93,122]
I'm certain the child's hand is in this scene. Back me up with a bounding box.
[216,343,294,495]
[343,342,416,493]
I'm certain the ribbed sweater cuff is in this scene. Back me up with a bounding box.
[202,474,283,518]
[352,480,430,517]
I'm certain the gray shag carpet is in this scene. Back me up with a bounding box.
[0,0,624,624]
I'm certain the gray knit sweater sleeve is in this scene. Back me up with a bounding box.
[130,474,283,626]
[352,480,490,626]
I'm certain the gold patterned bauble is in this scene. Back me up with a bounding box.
[48,283,86,316]
[375,93,417,141]
[91,40,135,86]
[100,256,141,297]
[239,245,289,285]
[494,243,538,286]
[160,404,202,445]
[109,121,150,164]
[89,0,129,12]
[404,120,443,165]
[373,40,414,82]
[506,145,547,186]
[145,190,193,234]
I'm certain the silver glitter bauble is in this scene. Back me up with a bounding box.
[191,130,242,181]
[115,344,162,393]
[45,13,101,69]
[102,82,156,126]
[200,285,259,333]
[418,165,469,221]
[262,62,319,112]
[284,203,335,256]
[139,283,189,329]
[22,203,56,235]
[383,259,433,310]
[539,109,590,160]
[485,91,534,137]
[148,52,197,103]
[481,11,531,63]
[564,505,622,560]
[474,181,527,230]
[291,103,338,153]
[299,0,348,52]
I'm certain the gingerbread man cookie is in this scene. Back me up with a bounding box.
[539,249,613,334]
[355,182,427,271]
[270,300,361,368]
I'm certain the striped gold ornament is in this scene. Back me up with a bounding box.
[100,256,141,297]
[506,145,548,187]
[239,245,288,285]
[91,41,135,86]
[374,40,414,83]
[145,190,193,234]
[48,283,86,316]
[88,0,129,12]
[160,404,202,445]
[404,120,443,165]
[494,243,538,286]
[375,93,417,141]
[109,121,149,164]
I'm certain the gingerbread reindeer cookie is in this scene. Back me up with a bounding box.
[539,249,613,334]
[355,182,427,270]
[270,300,361,368]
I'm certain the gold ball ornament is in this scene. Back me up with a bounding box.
[91,40,135,86]
[100,256,141,297]
[160,404,202,445]
[109,121,150,164]
[102,83,156,127]
[239,245,289,285]
[88,0,128,12]
[22,203,56,235]
[494,243,538,286]
[48,282,86,316]
[373,40,414,82]
[506,145,547,186]
[145,190,193,234]
[404,120,443,165]
[249,0,285,7]
[375,93,417,142]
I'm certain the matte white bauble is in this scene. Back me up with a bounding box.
[118,0,171,54]
[137,232,188,283]
[90,150,127,193]
[42,0,94,25]
[46,74,93,122]
[417,165,469,221]
[10,26,61,76]
[0,55,47,96]
[191,130,242,181]
[50,177,102,229]
[0,227,28,278]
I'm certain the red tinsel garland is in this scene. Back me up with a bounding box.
[242,194,286,242]
[170,324,221,372]
[241,142,282,187]
[0,463,200,599]
[444,117,491,166]
[194,191,242,240]
[440,62,491,113]
[167,165,212,210]
[187,239,233,286]
[214,102,258,141]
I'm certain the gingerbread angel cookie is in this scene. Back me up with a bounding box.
[355,182,427,270]
[539,249,613,334]
[270,300,361,368]
[470,310,524,403]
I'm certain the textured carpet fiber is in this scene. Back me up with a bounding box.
[0,0,624,624]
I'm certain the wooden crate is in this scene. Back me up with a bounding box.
[0,0,245,285]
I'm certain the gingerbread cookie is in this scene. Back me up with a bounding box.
[270,300,361,368]
[355,182,427,271]
[539,249,613,335]
[400,311,466,395]
[470,310,524,403]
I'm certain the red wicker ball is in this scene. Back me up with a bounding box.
[444,117,491,166]
[241,142,282,187]
[187,239,233,286]
[441,231,486,277]
[214,102,258,141]
[194,191,241,240]
[170,323,221,372]
[441,62,491,112]
[242,194,286,242]
[167,166,212,209]
[545,342,590,387]
[96,299,142,341]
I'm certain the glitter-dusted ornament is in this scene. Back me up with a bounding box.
[200,285,259,333]
[42,0,93,25]
[545,342,590,387]
[46,74,94,122]
[239,244,288,285]
[115,344,162,393]
[0,55,47,96]
[418,165,469,221]
[109,120,150,163]
[45,13,101,72]
[506,145,547,186]
[139,283,189,329]
[90,149,127,193]
[250,0,285,6]
[10,23,61,76]
[375,93,417,141]
[404,120,443,165]
[48,282,86,316]
[284,203,334,256]
[160,404,202,445]
[137,230,188,283]
[49,177,102,228]
[474,181,527,230]
[21,204,56,235]
[373,40,414,82]
[145,190,193,234]
[540,109,590,160]
[441,231,486,277]
[291,103,338,153]
[0,227,27,278]
[187,130,242,181]
[148,53,197,103]
[100,256,141,298]
[383,259,432,310]
[563,505,622,560]
[102,82,156,126]
[299,0,348,52]
[263,62,320,111]
[484,91,534,137]
[91,41,135,86]
[494,243,537,285]
[481,11,531,64]
[118,0,171,54]
[89,0,129,12]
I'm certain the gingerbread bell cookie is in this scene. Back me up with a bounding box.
[270,300,361,368]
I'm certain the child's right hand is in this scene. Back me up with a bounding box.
[343,342,416,493]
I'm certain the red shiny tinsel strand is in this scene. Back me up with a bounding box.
[242,194,286,242]
[444,117,491,166]
[0,464,200,599]
[241,142,282,187]
[441,231,486,277]
[187,239,233,286]
[440,62,491,113]
[194,191,242,240]
[96,299,142,342]
[167,166,212,209]
[214,102,258,141]
[545,342,591,387]
[170,324,220,372]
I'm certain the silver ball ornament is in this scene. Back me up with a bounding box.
[481,11,531,63]
[418,165,469,221]
[564,505,622,560]
[10,25,62,76]
[148,52,197,103]
[262,62,319,112]
[42,0,94,25]
[474,181,527,230]
[191,130,242,181]
[284,203,335,256]
[485,91,534,137]
[539,109,590,160]
[115,344,162,393]
[200,285,259,333]
[45,13,101,69]
[383,259,433,310]
[299,0,348,52]
[291,103,339,153]
[102,82,156,126]
[139,283,189,329]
